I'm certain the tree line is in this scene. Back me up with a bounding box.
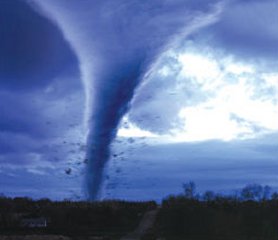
[151,182,278,240]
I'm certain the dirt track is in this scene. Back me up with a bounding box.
[121,209,159,240]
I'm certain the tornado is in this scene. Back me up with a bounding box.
[29,0,223,200]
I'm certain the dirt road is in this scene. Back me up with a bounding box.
[121,208,159,240]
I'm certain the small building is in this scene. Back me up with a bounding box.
[21,217,47,228]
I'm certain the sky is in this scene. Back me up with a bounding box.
[0,0,278,201]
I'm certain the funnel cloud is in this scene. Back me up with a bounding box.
[29,0,223,200]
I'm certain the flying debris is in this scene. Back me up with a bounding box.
[65,168,72,175]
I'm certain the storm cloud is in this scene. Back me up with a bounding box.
[0,0,277,201]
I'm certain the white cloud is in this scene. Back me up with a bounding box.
[117,117,157,138]
[124,41,278,143]
[225,62,254,75]
[179,53,221,87]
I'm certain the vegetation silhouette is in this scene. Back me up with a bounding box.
[0,197,156,239]
[153,183,278,240]
[1,183,278,239]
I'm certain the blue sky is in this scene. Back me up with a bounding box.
[0,0,278,201]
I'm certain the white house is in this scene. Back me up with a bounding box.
[21,217,47,228]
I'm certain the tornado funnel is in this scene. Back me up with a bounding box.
[29,0,222,200]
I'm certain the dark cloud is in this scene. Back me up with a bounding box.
[0,131,40,155]
[0,0,85,195]
[0,90,46,138]
[0,0,78,90]
[196,0,278,60]
[0,77,84,139]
